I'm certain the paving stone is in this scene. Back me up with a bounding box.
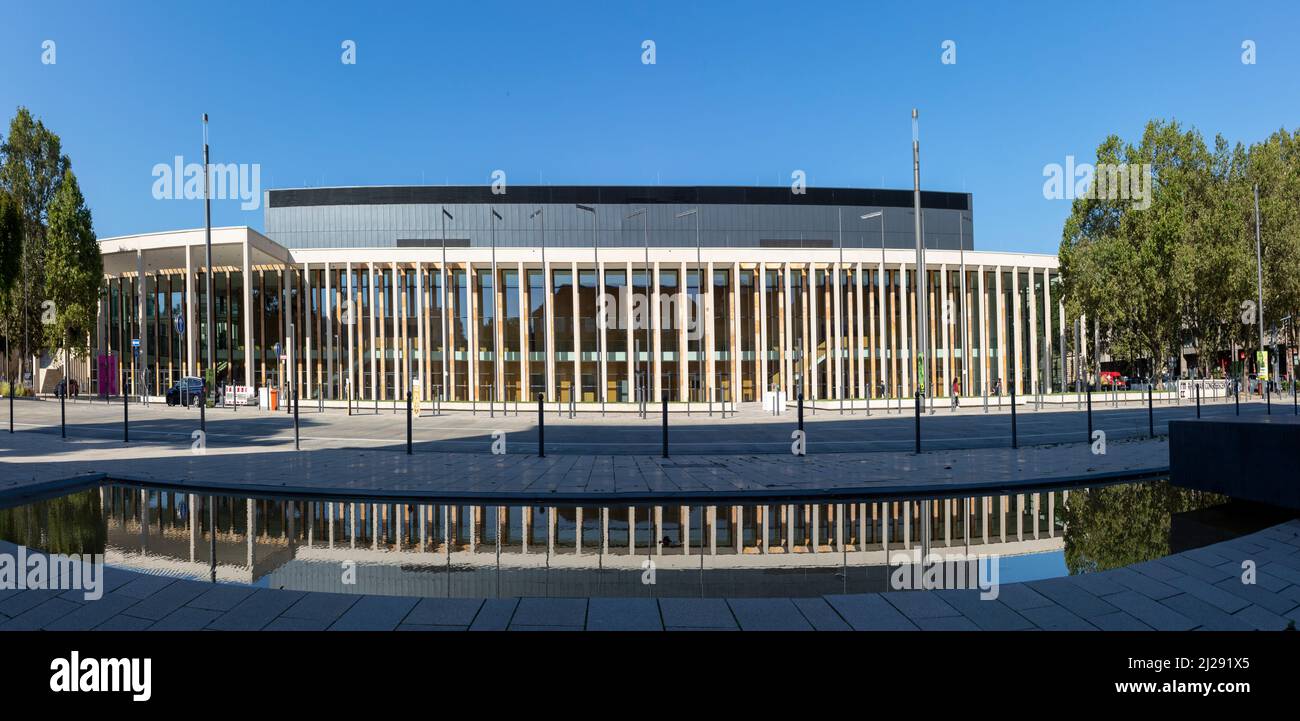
[791,597,852,631]
[1089,612,1152,630]
[468,598,518,631]
[1182,546,1234,567]
[823,594,917,631]
[1026,578,1118,619]
[1232,604,1292,631]
[188,585,257,612]
[113,574,177,600]
[403,598,485,627]
[1105,568,1181,600]
[1130,560,1183,583]
[1163,575,1250,613]
[727,598,813,631]
[397,624,467,631]
[1066,572,1127,597]
[585,597,663,631]
[510,597,587,627]
[263,616,333,631]
[0,597,81,630]
[508,625,584,631]
[148,606,222,631]
[1019,604,1097,631]
[1160,593,1255,631]
[1103,591,1196,631]
[932,589,1035,631]
[43,593,137,630]
[94,614,153,631]
[658,598,736,630]
[1211,577,1299,615]
[1160,555,1233,583]
[880,591,961,620]
[992,583,1055,611]
[329,595,419,631]
[0,588,64,617]
[121,580,210,620]
[915,615,981,631]
[281,592,360,622]
[207,589,307,631]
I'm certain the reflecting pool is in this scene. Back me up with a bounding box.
[0,480,1242,599]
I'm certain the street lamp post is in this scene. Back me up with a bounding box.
[490,208,502,413]
[911,109,928,404]
[627,208,650,410]
[202,114,215,413]
[958,212,971,397]
[576,204,604,414]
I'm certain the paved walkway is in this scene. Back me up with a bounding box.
[3,521,1298,631]
[1,420,1166,502]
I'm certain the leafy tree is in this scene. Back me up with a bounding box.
[0,107,70,377]
[44,170,101,360]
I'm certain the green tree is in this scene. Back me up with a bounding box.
[44,169,101,361]
[0,107,70,379]
[0,191,21,381]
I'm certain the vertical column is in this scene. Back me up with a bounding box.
[678,260,688,401]
[625,261,633,403]
[415,262,425,401]
[708,261,718,402]
[1028,266,1038,395]
[782,262,793,399]
[242,239,254,387]
[940,264,950,396]
[1043,268,1053,394]
[995,266,1006,391]
[832,262,842,399]
[544,260,555,401]
[977,265,988,394]
[652,261,662,401]
[598,258,607,403]
[1012,266,1023,395]
[518,261,528,401]
[898,262,909,396]
[730,263,740,404]
[1058,300,1067,393]
[856,262,866,398]
[368,262,377,401]
[757,262,767,398]
[346,262,355,401]
[185,243,196,376]
[809,263,818,398]
[876,259,886,397]
[468,264,478,402]
[571,260,580,402]
[304,262,313,400]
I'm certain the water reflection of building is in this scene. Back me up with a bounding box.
[101,486,1066,596]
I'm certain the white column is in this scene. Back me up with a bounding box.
[242,239,254,387]
[832,262,842,399]
[415,261,425,401]
[898,261,909,396]
[1012,266,1022,395]
[978,265,988,394]
[651,261,662,401]
[731,263,741,404]
[368,262,377,401]
[708,261,718,401]
[346,262,355,401]
[1043,267,1053,394]
[185,243,196,376]
[758,262,767,398]
[571,260,580,402]
[783,262,793,399]
[810,262,819,398]
[855,262,866,398]
[598,259,607,403]
[1028,266,1038,395]
[544,260,554,401]
[940,264,950,396]
[995,266,1005,391]
[877,258,886,397]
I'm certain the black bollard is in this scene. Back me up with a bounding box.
[1086,388,1093,443]
[406,390,412,455]
[61,385,65,439]
[1266,383,1271,415]
[200,392,206,432]
[537,393,545,458]
[8,379,12,433]
[797,391,804,432]
[123,392,128,443]
[347,388,351,416]
[1011,383,1018,449]
[662,391,669,459]
[1235,381,1240,416]
[1195,382,1200,418]
[293,386,300,450]
[1148,385,1154,438]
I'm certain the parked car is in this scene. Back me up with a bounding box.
[165,376,206,406]
[54,378,79,398]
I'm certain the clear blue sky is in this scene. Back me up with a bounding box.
[2,0,1296,253]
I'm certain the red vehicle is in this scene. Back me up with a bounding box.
[1099,371,1127,389]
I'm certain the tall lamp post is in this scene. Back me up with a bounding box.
[576,204,605,413]
[911,109,928,402]
[490,208,502,409]
[202,114,215,409]
[675,208,702,412]
[958,212,971,396]
[627,208,650,408]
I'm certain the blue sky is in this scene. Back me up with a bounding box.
[2,0,1296,253]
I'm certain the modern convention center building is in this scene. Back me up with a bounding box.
[91,185,1078,405]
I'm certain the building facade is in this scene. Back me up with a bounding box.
[92,185,1083,404]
